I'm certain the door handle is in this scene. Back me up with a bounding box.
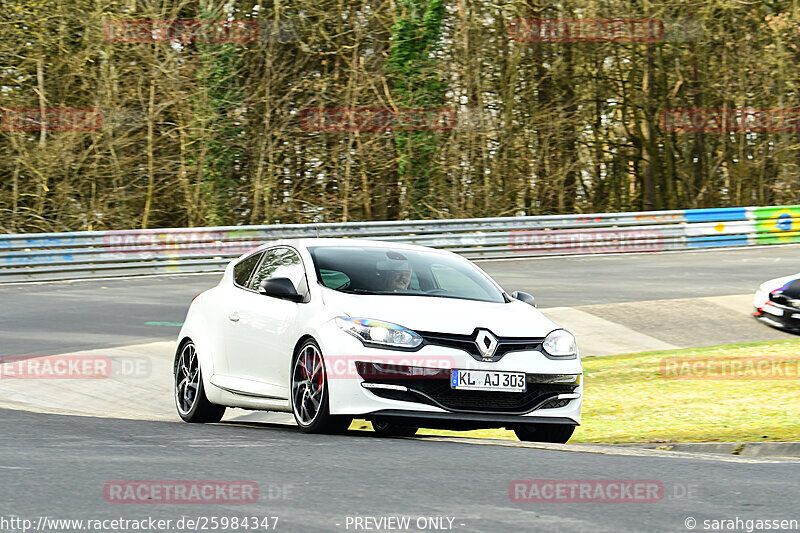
[228,312,240,322]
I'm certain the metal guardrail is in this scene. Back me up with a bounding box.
[1,205,798,283]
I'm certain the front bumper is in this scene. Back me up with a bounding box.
[363,410,578,431]
[316,322,583,425]
[754,302,800,333]
[358,362,580,415]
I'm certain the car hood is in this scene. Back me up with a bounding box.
[760,273,800,294]
[321,289,561,337]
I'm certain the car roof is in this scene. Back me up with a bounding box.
[222,238,501,294]
[251,238,450,255]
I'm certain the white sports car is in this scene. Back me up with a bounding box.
[174,239,582,442]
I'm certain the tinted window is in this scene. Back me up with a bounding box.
[319,269,351,290]
[233,252,264,288]
[249,247,309,296]
[308,246,505,303]
[430,264,493,301]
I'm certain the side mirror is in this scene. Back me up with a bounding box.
[511,291,536,307]
[258,277,304,302]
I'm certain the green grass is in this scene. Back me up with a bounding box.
[351,339,800,443]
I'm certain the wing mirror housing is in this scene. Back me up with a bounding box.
[511,291,536,307]
[258,277,304,302]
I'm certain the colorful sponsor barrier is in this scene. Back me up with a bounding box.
[684,207,748,223]
[1,204,798,282]
[684,207,751,248]
[752,205,800,244]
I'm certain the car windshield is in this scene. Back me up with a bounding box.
[307,246,506,303]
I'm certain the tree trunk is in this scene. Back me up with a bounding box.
[142,81,156,229]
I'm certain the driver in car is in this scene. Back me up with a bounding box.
[378,258,412,291]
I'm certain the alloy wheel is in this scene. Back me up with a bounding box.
[292,343,325,426]
[175,342,200,416]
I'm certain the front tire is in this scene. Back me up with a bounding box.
[175,341,225,423]
[291,339,351,434]
[514,424,575,443]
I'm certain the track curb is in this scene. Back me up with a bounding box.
[606,441,800,457]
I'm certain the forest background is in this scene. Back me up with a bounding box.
[2,0,798,232]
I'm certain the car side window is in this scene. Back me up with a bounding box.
[233,251,265,288]
[319,269,351,290]
[248,247,309,296]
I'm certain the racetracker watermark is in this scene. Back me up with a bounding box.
[324,355,457,380]
[509,228,665,254]
[660,356,800,380]
[0,516,279,532]
[103,229,260,256]
[0,355,151,379]
[660,108,800,133]
[300,107,456,131]
[103,19,258,43]
[1,108,102,131]
[508,18,664,42]
[509,479,664,503]
[104,481,258,504]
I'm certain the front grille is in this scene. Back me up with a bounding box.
[418,330,544,362]
[540,398,571,409]
[365,375,578,414]
[770,279,800,309]
[771,293,800,310]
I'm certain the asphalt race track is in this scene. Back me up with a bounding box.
[2,245,800,532]
[1,245,798,357]
[2,409,799,533]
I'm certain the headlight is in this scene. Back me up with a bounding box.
[542,329,577,357]
[335,317,423,349]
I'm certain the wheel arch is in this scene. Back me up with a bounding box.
[292,334,317,361]
[175,314,217,395]
[174,336,193,373]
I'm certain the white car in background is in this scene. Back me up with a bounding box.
[753,273,800,332]
[174,239,582,442]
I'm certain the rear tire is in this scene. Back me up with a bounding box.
[514,424,575,443]
[291,339,352,434]
[371,420,419,437]
[175,341,225,423]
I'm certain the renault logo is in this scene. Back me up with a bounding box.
[475,330,499,360]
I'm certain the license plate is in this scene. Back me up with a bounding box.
[763,303,784,316]
[450,370,526,392]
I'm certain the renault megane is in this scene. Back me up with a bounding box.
[174,239,582,442]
